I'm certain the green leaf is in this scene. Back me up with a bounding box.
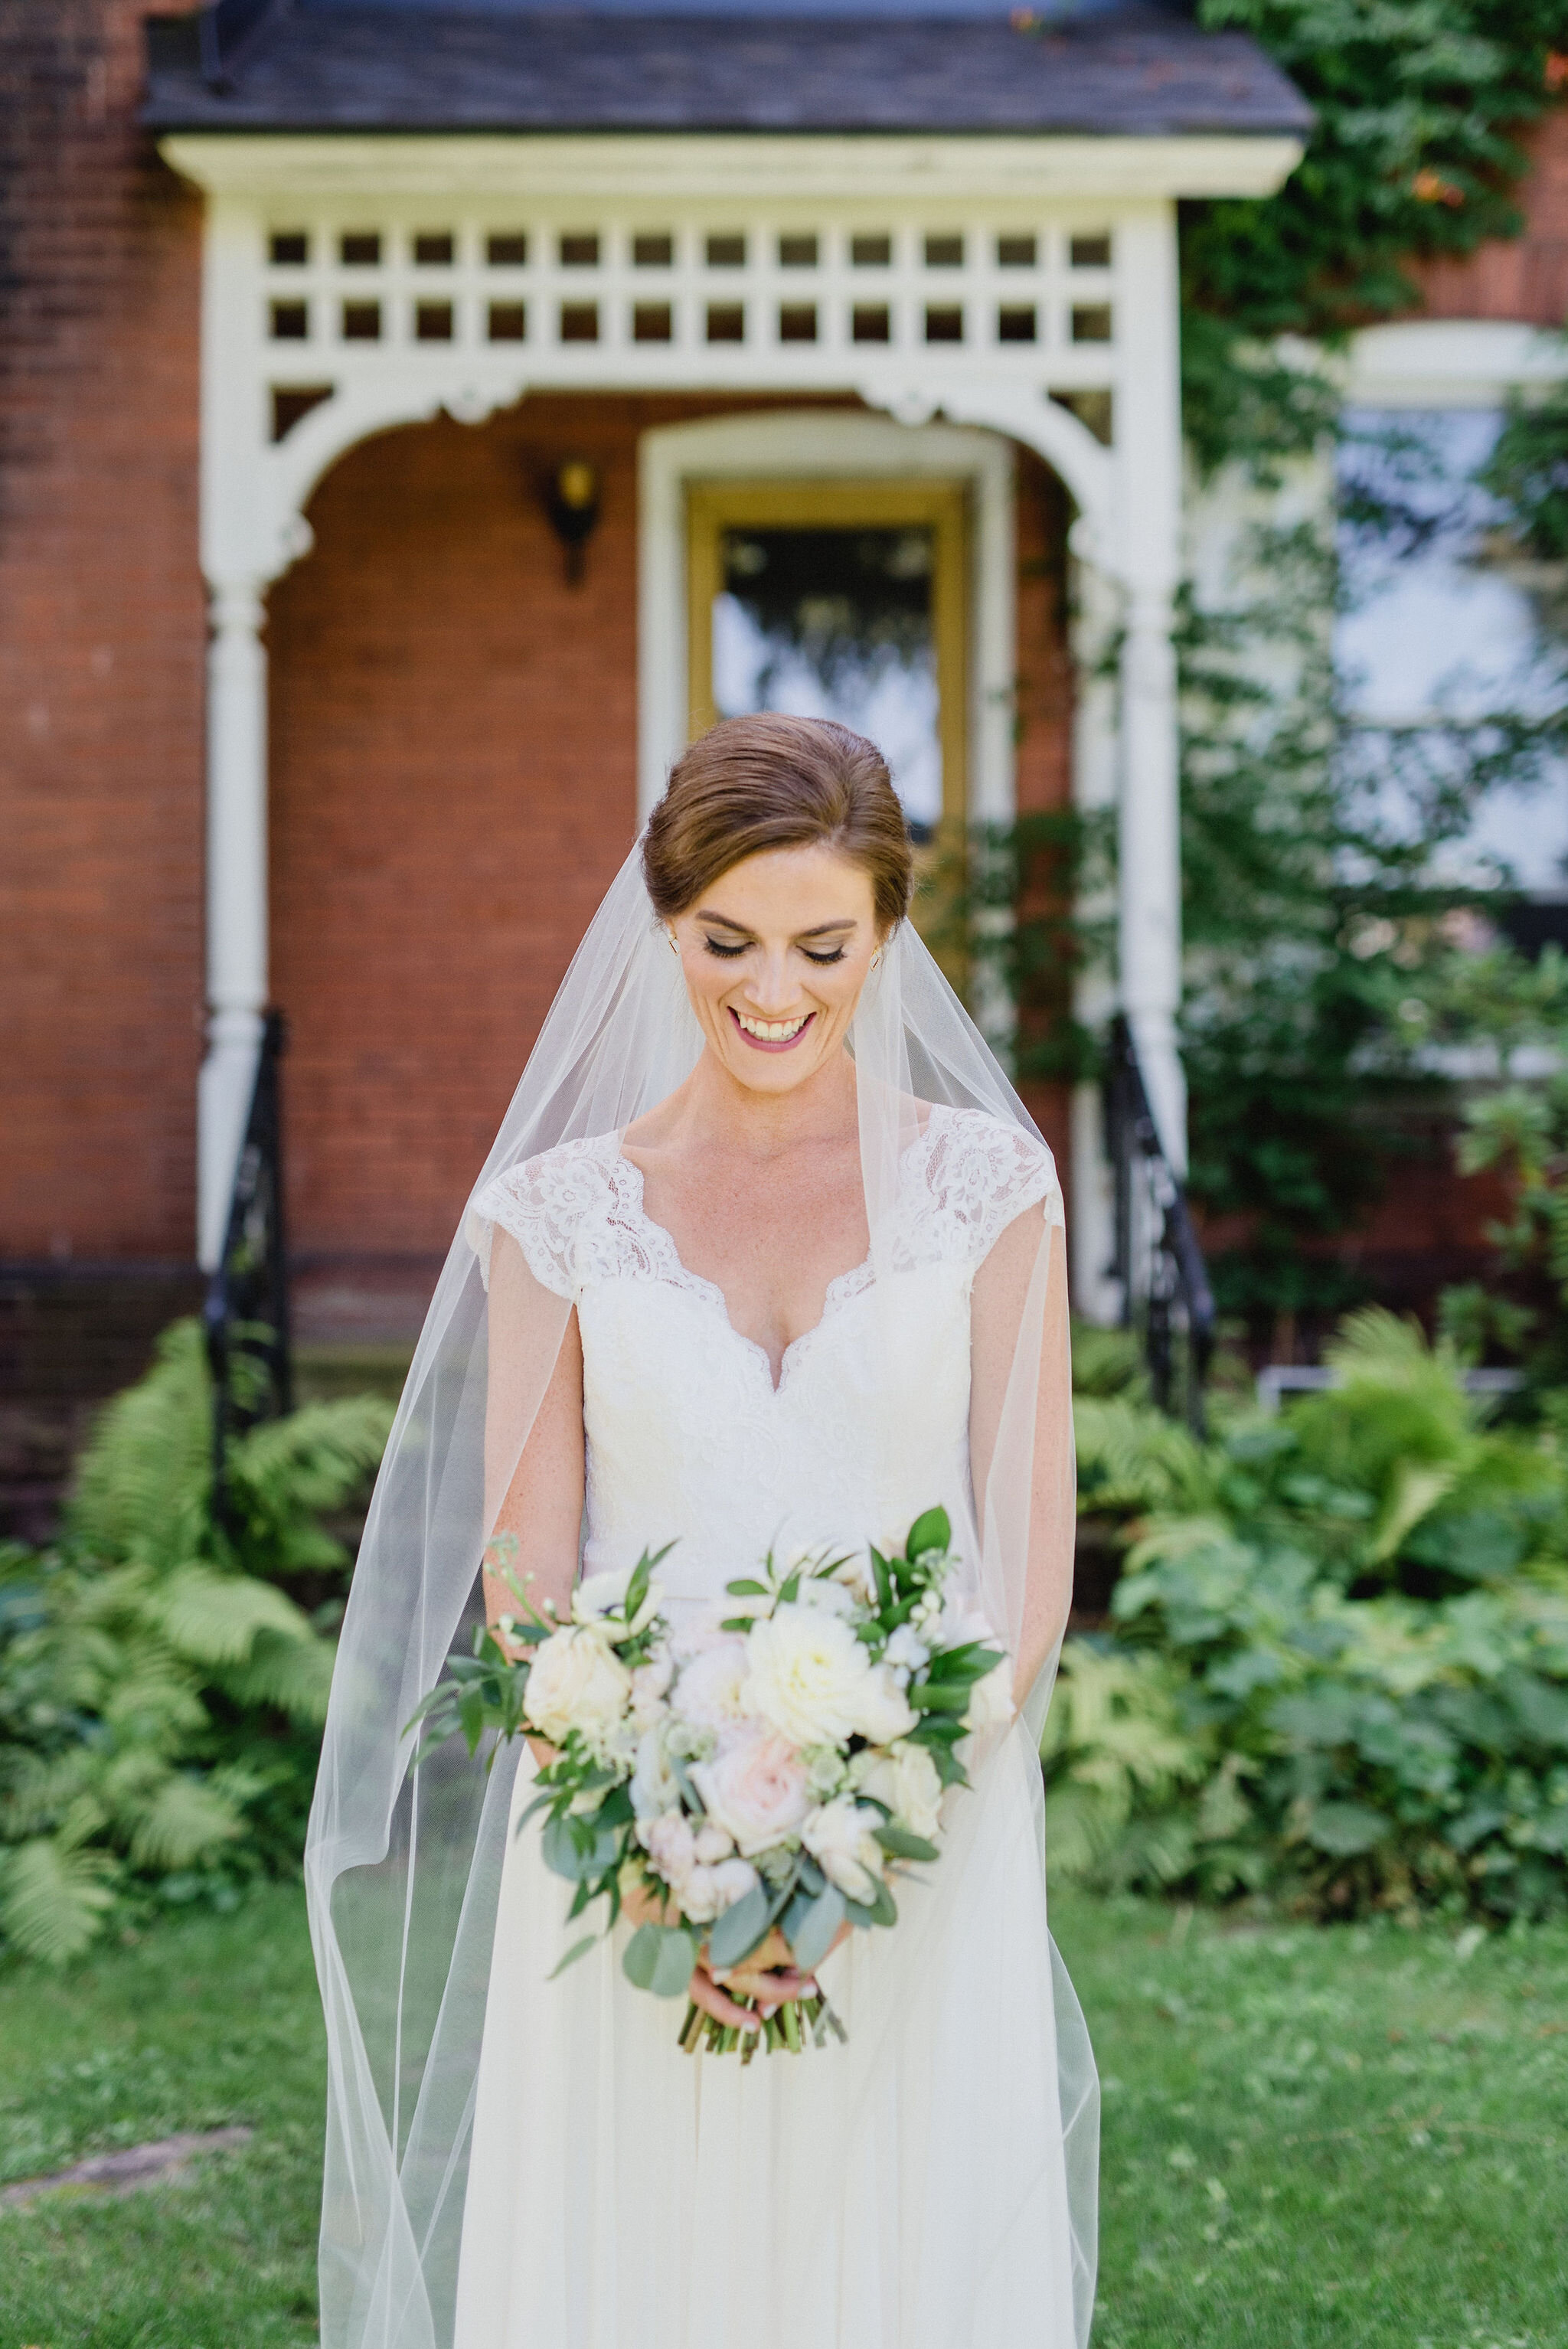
[541,1810,622,1883]
[705,1884,773,1968]
[872,1825,940,1864]
[623,1922,698,1998]
[870,1547,893,1612]
[1305,1802,1390,1859]
[724,1579,771,1598]
[908,1681,972,1714]
[906,1506,950,1563]
[785,1884,845,1973]
[0,1838,119,1964]
[843,1875,897,1930]
[548,1933,599,1980]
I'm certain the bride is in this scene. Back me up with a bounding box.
[306,714,1096,2349]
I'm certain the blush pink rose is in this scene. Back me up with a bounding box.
[691,1722,812,1858]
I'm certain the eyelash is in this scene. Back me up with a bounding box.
[702,939,847,966]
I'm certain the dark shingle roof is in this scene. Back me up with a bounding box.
[143,2,1312,137]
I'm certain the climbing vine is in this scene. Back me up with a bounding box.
[1181,0,1563,473]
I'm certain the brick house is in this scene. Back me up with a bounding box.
[0,1,1563,1521]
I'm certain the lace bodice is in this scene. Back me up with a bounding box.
[469,1106,1059,1606]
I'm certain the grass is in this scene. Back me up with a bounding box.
[0,1884,1564,2347]
[0,1883,323,2349]
[1054,1894,1568,2349]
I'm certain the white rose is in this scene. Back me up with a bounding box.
[710,1856,760,1913]
[693,1821,734,1864]
[851,1662,919,1746]
[671,1638,750,1731]
[572,1566,662,1644]
[639,1809,695,1890]
[851,1740,944,1842]
[524,1625,633,1746]
[802,1799,884,1903]
[629,1648,675,1731]
[691,1721,812,1858]
[795,1573,859,1620]
[677,1864,723,1923]
[743,1605,873,1749]
[965,1658,1015,1733]
[631,1726,681,1821]
[673,1855,760,1925]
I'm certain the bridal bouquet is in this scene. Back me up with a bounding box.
[409,1507,1011,2055]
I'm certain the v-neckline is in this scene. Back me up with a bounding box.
[609,1129,932,1396]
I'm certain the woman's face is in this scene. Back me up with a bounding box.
[669,842,884,1097]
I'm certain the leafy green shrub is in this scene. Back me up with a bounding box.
[0,1322,391,1962]
[1050,1310,1568,1919]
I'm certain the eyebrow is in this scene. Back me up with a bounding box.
[694,910,859,939]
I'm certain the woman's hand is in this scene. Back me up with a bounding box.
[687,1923,841,2033]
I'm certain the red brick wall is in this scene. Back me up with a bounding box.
[269,394,646,1258]
[0,2,205,1263]
[1410,103,1568,322]
[267,398,1078,1258]
[1012,449,1074,1186]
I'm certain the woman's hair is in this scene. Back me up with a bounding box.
[642,713,914,935]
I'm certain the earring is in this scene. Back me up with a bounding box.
[666,929,680,956]
[870,947,884,971]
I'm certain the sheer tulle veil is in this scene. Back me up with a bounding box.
[305,838,1096,2349]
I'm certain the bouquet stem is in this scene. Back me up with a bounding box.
[678,1988,846,2057]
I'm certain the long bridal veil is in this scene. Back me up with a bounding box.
[305,841,1095,2349]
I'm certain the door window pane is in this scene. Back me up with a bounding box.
[712,525,942,837]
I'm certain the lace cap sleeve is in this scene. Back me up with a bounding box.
[463,1135,614,1300]
[922,1105,1063,1266]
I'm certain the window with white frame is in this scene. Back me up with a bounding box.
[1337,403,1568,927]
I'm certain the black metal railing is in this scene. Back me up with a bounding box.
[1104,1013,1215,1435]
[204,1009,292,1526]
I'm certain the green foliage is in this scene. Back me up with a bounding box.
[0,1322,392,1963]
[1176,399,1568,1332]
[1181,0,1559,469]
[1177,511,1464,1328]
[1050,1310,1568,1918]
[1480,374,1568,567]
[1160,18,1566,1331]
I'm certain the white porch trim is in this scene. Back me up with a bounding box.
[164,126,1299,1272]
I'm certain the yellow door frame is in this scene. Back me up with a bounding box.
[684,476,970,835]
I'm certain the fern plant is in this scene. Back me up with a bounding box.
[0,1323,392,1962]
[1050,1311,1568,1919]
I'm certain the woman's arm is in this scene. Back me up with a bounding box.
[969,1206,1075,1706]
[482,1230,585,1681]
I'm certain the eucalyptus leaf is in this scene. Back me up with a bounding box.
[623,1923,699,1998]
[873,1825,940,1864]
[706,1884,773,1968]
[788,1886,846,1972]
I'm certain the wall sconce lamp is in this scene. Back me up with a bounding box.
[544,457,602,585]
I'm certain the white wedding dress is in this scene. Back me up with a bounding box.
[453,1103,1093,2349]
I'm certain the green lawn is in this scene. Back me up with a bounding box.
[0,1886,1564,2347]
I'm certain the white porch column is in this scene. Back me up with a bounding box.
[1113,204,1187,1173]
[198,576,270,1269]
[1068,538,1123,1318]
[1117,584,1185,1170]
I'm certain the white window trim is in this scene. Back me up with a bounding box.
[1341,318,1568,410]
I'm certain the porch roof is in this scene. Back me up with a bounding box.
[142,3,1312,139]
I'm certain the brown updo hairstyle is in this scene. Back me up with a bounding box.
[642,713,914,937]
